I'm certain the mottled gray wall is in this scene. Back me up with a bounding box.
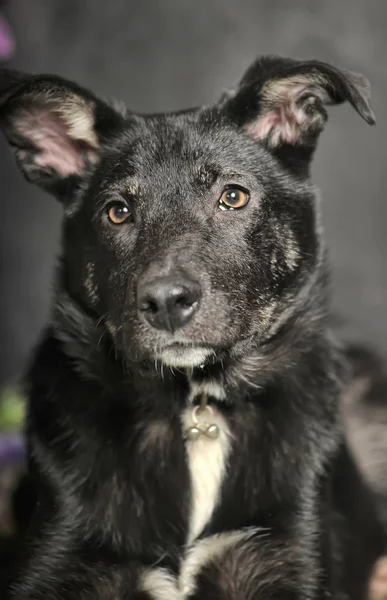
[0,0,386,383]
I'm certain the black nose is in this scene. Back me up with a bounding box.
[137,276,202,332]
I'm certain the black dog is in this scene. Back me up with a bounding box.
[0,56,384,599]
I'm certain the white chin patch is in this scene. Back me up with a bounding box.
[157,346,213,368]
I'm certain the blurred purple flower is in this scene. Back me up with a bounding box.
[0,433,25,467]
[0,13,15,61]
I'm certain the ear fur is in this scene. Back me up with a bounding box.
[219,56,375,171]
[0,69,124,200]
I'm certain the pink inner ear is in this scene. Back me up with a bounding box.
[16,107,96,177]
[247,83,318,147]
[251,105,307,146]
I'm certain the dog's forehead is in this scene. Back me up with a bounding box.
[101,111,271,193]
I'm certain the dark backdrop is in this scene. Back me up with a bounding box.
[0,0,386,384]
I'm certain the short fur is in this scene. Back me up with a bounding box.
[0,56,384,599]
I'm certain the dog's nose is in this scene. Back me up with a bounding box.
[137,276,201,332]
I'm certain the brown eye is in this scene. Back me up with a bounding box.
[107,203,131,224]
[218,187,250,211]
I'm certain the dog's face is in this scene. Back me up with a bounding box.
[0,58,374,368]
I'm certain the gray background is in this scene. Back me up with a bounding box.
[0,0,386,384]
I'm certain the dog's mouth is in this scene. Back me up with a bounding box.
[155,342,216,368]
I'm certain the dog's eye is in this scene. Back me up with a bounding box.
[218,187,250,211]
[106,203,131,225]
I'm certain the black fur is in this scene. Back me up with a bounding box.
[0,56,383,599]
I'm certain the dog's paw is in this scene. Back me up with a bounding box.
[369,557,387,599]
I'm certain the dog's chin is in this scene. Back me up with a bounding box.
[156,345,215,368]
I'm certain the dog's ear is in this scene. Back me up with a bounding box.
[219,56,375,172]
[0,69,124,200]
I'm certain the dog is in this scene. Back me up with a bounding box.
[0,56,385,599]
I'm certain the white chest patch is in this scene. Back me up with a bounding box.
[139,568,180,600]
[181,404,232,543]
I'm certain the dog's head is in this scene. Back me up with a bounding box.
[0,58,374,369]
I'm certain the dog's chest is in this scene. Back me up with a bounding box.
[181,396,232,543]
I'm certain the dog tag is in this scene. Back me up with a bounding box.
[185,397,220,441]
